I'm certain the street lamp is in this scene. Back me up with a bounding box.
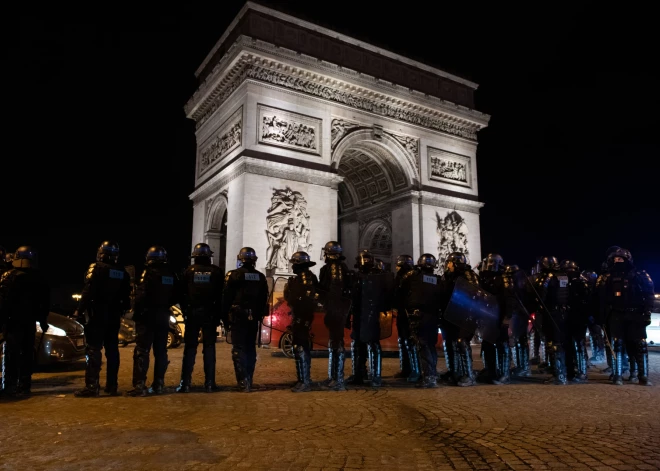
[72,294,82,301]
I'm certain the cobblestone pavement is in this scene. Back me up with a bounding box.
[1,341,659,471]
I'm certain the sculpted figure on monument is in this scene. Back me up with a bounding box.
[265,187,312,271]
[436,211,470,274]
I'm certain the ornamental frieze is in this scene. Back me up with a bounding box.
[198,106,243,175]
[195,63,479,141]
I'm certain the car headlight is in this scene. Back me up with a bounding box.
[35,322,67,337]
[170,316,176,324]
[655,294,659,299]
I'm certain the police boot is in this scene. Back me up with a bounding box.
[346,340,364,385]
[176,379,191,393]
[457,342,475,387]
[637,340,653,386]
[331,346,347,391]
[292,347,311,393]
[369,343,382,388]
[494,343,511,385]
[612,350,624,386]
[148,378,165,395]
[394,337,411,379]
[575,340,588,382]
[622,347,630,377]
[602,345,613,374]
[203,348,219,393]
[17,376,32,397]
[126,381,148,397]
[552,349,568,385]
[628,357,639,384]
[75,346,102,397]
[407,339,421,383]
[477,342,494,384]
[322,343,335,387]
[232,349,250,393]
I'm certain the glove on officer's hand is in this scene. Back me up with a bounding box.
[40,322,49,333]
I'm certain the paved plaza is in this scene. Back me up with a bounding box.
[1,342,659,470]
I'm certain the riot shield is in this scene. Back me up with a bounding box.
[359,273,395,342]
[442,276,500,343]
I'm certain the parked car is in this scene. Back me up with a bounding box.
[264,278,443,358]
[0,312,86,366]
[118,307,183,349]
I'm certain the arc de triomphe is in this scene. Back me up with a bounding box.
[185,2,490,276]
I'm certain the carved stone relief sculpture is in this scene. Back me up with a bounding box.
[331,118,363,150]
[258,104,321,155]
[265,187,313,272]
[198,106,243,175]
[428,147,471,188]
[436,210,470,275]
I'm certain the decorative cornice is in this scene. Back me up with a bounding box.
[185,37,489,138]
[190,156,343,203]
[419,190,484,214]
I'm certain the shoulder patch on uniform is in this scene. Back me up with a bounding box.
[245,273,259,281]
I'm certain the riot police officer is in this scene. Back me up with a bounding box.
[318,241,352,391]
[284,251,320,392]
[478,253,513,385]
[581,269,605,364]
[127,246,180,396]
[176,243,224,393]
[439,252,480,387]
[0,246,50,397]
[529,256,569,385]
[222,247,269,392]
[399,254,442,388]
[349,250,393,388]
[598,248,655,386]
[392,254,420,382]
[74,241,131,397]
[561,259,590,383]
[506,264,533,377]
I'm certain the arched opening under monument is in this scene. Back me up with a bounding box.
[334,136,414,268]
[205,193,228,272]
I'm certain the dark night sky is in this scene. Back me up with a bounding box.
[4,2,659,306]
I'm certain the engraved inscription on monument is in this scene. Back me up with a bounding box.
[198,106,242,175]
[428,147,471,188]
[258,104,321,155]
[265,187,313,272]
[436,210,470,275]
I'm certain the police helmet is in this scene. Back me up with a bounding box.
[504,264,520,275]
[417,253,438,269]
[605,246,621,258]
[395,254,414,268]
[237,247,258,264]
[97,240,120,263]
[580,270,597,284]
[355,249,375,269]
[322,241,344,260]
[444,252,467,272]
[374,258,386,272]
[191,243,213,258]
[290,251,316,267]
[146,246,168,262]
[540,256,559,271]
[608,247,633,266]
[560,259,579,273]
[12,246,37,268]
[484,253,504,272]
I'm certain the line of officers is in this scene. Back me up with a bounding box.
[0,240,654,398]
